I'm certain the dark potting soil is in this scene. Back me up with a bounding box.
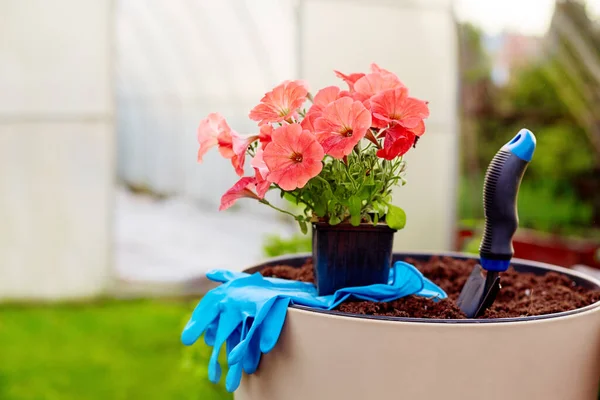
[259,256,600,319]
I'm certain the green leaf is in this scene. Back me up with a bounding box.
[298,219,308,234]
[283,193,298,204]
[348,196,362,226]
[358,184,375,199]
[328,214,341,225]
[386,204,406,230]
[312,187,331,216]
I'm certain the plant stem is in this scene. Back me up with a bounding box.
[259,199,299,218]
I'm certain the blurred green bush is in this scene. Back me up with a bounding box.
[262,234,312,258]
[460,27,599,235]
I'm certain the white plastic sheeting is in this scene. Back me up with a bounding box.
[115,0,297,215]
[116,0,459,251]
[0,0,113,300]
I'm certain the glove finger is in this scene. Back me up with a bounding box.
[204,322,217,346]
[259,297,291,354]
[225,362,244,393]
[228,298,277,365]
[181,298,220,346]
[243,323,261,374]
[208,312,241,384]
[226,325,242,356]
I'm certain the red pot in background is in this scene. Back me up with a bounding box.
[512,229,600,270]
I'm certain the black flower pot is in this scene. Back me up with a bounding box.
[312,222,396,295]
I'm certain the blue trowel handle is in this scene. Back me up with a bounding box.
[479,129,536,272]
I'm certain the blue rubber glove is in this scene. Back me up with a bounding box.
[181,261,446,392]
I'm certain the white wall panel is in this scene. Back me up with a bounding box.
[0,0,113,299]
[299,0,458,250]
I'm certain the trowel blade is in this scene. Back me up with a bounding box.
[457,266,487,318]
[457,266,501,318]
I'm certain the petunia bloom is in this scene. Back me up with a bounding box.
[217,128,249,177]
[263,123,324,190]
[249,80,308,126]
[376,124,416,160]
[370,87,430,131]
[334,71,365,92]
[353,71,404,99]
[312,86,343,112]
[251,147,271,198]
[219,177,261,211]
[258,124,274,149]
[314,97,372,159]
[302,86,344,132]
[197,112,228,162]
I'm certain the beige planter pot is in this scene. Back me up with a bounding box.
[237,253,600,400]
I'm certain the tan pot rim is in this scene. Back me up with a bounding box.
[246,251,600,325]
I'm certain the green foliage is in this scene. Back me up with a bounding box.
[0,300,230,400]
[517,180,593,233]
[529,124,595,180]
[262,234,312,257]
[386,204,407,230]
[459,176,594,234]
[287,143,407,229]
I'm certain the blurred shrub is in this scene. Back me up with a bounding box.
[459,176,593,235]
[461,58,598,233]
[517,180,593,233]
[262,234,311,257]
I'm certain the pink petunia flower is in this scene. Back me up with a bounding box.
[376,124,416,160]
[353,72,404,99]
[216,128,247,177]
[370,87,430,131]
[314,97,372,159]
[312,86,343,112]
[219,177,261,211]
[258,124,274,149]
[334,71,365,92]
[263,124,324,190]
[302,86,345,132]
[249,80,308,126]
[197,113,228,162]
[251,147,271,198]
[300,111,319,132]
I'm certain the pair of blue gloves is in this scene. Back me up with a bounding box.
[181,261,447,392]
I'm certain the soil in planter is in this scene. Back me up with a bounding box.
[259,256,600,319]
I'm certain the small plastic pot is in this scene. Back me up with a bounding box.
[312,222,396,295]
[237,252,600,400]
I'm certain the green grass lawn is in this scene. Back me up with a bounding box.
[0,299,232,400]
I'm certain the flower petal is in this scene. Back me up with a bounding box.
[314,97,371,159]
[219,177,260,211]
[371,88,429,130]
[376,125,416,160]
[334,70,365,91]
[263,124,324,190]
[197,113,226,162]
[249,81,308,126]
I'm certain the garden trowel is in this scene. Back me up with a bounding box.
[457,129,536,318]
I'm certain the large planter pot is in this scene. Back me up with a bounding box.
[238,252,600,400]
[312,222,396,295]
